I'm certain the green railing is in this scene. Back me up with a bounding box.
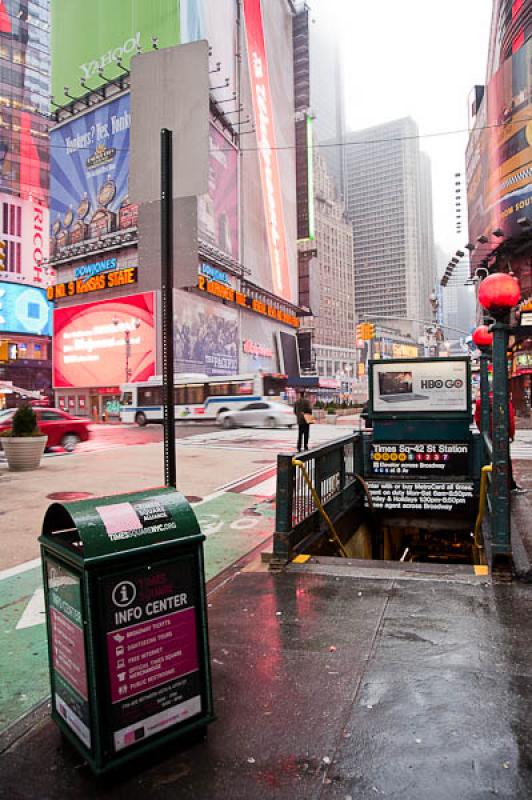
[272,433,365,564]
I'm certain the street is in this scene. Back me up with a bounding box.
[0,419,354,731]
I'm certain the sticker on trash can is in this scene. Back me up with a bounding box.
[101,558,202,752]
[96,499,175,541]
[46,558,91,749]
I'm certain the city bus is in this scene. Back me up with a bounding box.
[118,372,289,426]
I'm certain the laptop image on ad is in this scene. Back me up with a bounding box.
[378,371,428,403]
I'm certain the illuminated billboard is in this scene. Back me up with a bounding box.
[0,282,52,336]
[466,37,532,242]
[53,292,155,388]
[198,123,239,261]
[243,0,292,302]
[50,95,134,258]
[174,290,238,376]
[52,0,180,106]
[0,1,50,202]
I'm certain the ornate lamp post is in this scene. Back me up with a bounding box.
[478,273,521,564]
[113,317,141,383]
[472,325,493,439]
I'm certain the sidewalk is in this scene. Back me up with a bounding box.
[1,556,532,799]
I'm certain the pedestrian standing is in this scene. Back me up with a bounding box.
[293,390,312,451]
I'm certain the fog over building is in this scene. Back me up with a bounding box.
[343,117,436,332]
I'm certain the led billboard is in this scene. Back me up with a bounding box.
[53,292,155,388]
[198,123,239,261]
[466,37,532,242]
[51,0,180,106]
[50,95,134,258]
[243,0,292,303]
[174,290,238,376]
[0,282,52,336]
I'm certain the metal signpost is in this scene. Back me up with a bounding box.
[161,128,176,488]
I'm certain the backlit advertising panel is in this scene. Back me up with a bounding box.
[0,282,52,336]
[243,0,292,302]
[52,0,180,106]
[174,290,238,376]
[50,95,134,259]
[53,292,155,388]
[466,38,532,242]
[371,359,469,414]
[198,123,239,261]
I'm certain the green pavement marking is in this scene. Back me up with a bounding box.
[0,489,274,732]
[0,566,49,730]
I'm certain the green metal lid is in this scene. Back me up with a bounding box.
[40,487,203,562]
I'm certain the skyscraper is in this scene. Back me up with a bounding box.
[343,117,436,330]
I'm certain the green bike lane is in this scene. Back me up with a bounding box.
[0,481,276,732]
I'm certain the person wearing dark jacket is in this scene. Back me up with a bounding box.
[293,391,312,451]
[474,393,526,493]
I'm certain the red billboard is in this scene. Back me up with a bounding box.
[53,292,155,388]
[243,0,292,302]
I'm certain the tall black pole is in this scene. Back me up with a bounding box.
[161,128,176,488]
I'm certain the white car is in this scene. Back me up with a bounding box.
[217,401,295,429]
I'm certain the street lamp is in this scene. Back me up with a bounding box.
[472,325,493,437]
[113,317,141,383]
[478,272,521,566]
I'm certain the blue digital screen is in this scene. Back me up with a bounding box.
[0,282,53,336]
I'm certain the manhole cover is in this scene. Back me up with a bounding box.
[185,495,203,503]
[46,491,94,501]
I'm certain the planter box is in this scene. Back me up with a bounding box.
[325,414,338,425]
[2,435,47,471]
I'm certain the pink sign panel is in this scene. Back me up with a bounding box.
[106,607,199,704]
[50,606,88,701]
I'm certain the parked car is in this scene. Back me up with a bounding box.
[217,401,295,429]
[0,407,90,452]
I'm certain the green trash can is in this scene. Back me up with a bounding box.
[39,487,214,775]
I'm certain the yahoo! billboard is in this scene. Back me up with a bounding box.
[50,94,135,258]
[53,292,155,388]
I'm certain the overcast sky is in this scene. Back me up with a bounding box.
[315,0,493,274]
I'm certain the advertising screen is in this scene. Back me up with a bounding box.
[371,359,469,414]
[174,290,238,376]
[466,38,532,242]
[0,282,52,336]
[50,94,133,259]
[198,123,239,261]
[51,0,180,106]
[53,292,155,388]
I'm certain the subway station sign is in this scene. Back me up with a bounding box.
[369,442,469,477]
[47,267,137,300]
[197,275,299,328]
[366,480,475,513]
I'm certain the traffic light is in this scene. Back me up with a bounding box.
[356,323,376,341]
[0,240,5,270]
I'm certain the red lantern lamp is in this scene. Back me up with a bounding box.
[472,325,493,348]
[478,273,521,313]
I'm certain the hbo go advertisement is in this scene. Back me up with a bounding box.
[372,359,468,414]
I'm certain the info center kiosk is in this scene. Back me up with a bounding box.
[363,357,483,565]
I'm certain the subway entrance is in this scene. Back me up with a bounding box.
[272,357,488,574]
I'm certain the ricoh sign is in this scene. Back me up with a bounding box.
[372,359,469,413]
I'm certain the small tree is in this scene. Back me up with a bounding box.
[11,404,39,437]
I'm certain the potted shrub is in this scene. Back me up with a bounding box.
[0,404,48,471]
[325,405,337,424]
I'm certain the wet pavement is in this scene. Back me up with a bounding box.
[2,562,532,799]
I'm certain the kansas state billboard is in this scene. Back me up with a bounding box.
[0,282,53,336]
[50,94,132,255]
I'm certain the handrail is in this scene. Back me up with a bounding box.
[473,464,492,565]
[291,457,375,560]
[292,458,349,558]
